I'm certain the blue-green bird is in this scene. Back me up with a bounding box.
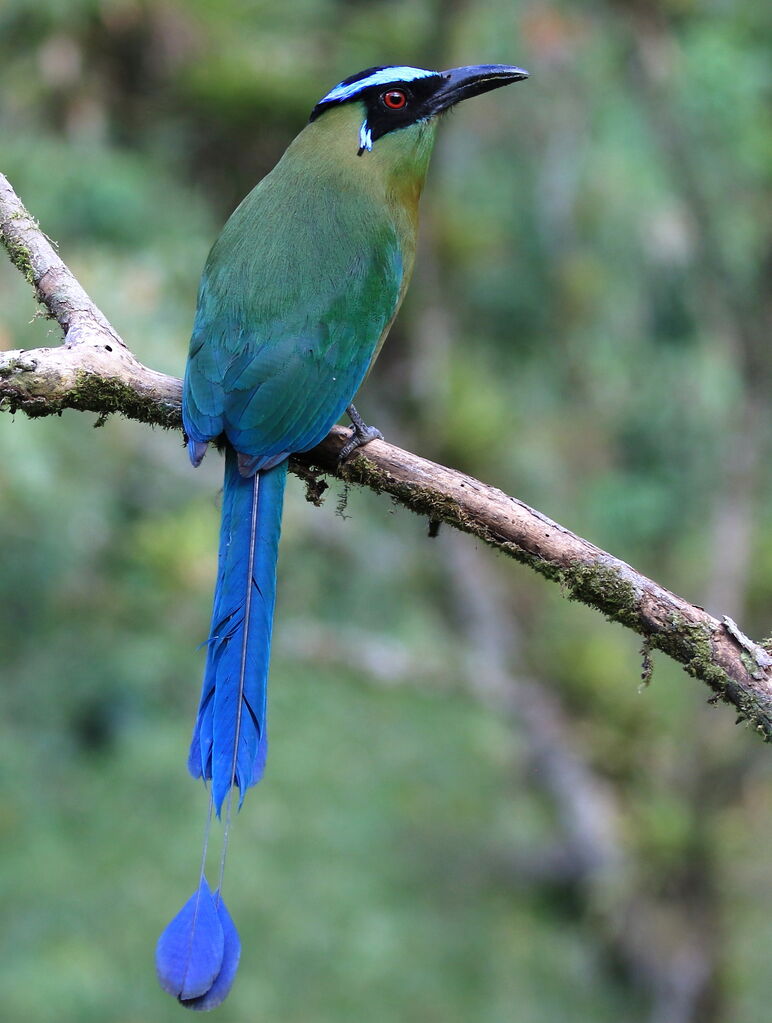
[156,62,527,1009]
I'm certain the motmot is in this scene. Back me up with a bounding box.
[156,62,528,1009]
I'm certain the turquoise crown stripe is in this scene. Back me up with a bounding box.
[320,66,439,105]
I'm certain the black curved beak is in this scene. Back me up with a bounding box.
[429,64,529,115]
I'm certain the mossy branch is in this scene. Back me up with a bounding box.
[2,171,771,740]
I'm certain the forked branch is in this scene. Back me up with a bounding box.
[2,171,771,739]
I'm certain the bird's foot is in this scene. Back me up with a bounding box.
[339,404,384,461]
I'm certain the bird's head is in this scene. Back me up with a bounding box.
[309,63,529,157]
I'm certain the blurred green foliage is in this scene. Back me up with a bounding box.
[0,1,770,1021]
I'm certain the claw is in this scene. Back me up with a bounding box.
[339,404,384,461]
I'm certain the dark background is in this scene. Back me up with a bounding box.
[0,1,770,1020]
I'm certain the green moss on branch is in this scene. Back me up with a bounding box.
[2,369,182,429]
[3,235,35,285]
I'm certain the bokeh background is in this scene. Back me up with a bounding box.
[1,2,770,1021]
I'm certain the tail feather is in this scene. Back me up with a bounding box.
[188,448,287,813]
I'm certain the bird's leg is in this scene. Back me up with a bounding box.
[339,403,384,461]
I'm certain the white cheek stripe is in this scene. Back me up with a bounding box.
[321,66,438,105]
[358,121,373,152]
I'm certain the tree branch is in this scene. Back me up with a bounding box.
[0,172,180,427]
[2,171,771,739]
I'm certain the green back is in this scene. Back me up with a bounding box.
[183,104,437,466]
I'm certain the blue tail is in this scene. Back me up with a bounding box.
[188,449,287,814]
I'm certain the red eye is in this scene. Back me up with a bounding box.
[382,89,407,110]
